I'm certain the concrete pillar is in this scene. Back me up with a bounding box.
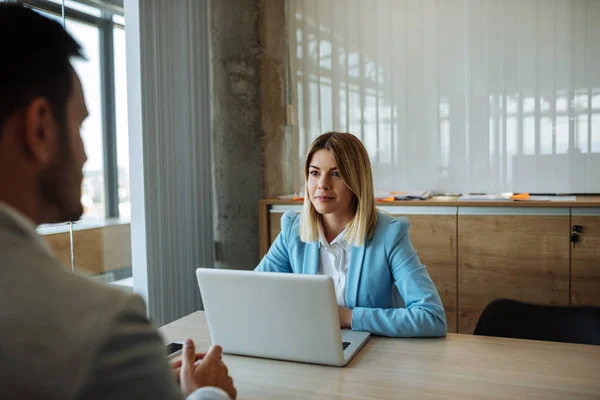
[210,0,264,269]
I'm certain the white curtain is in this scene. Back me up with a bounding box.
[126,0,214,325]
[288,0,600,194]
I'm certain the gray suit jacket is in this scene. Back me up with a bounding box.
[0,206,229,400]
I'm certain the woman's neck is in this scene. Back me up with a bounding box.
[321,210,354,243]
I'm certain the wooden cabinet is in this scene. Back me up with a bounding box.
[457,208,570,334]
[571,209,600,306]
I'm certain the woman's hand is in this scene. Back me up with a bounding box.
[338,306,353,329]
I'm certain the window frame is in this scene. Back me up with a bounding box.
[20,0,124,219]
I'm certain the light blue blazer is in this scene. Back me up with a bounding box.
[255,210,447,337]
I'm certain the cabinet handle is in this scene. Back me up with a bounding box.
[572,225,583,233]
[571,232,579,248]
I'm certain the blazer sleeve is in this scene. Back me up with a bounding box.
[254,211,296,273]
[80,294,230,400]
[351,218,447,337]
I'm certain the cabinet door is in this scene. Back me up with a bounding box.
[458,208,570,334]
[394,209,458,333]
[571,209,600,306]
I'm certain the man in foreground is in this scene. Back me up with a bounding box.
[0,5,235,399]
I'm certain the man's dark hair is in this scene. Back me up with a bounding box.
[0,4,84,137]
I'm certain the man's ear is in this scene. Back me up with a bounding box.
[22,97,58,165]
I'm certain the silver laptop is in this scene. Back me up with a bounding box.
[196,268,370,367]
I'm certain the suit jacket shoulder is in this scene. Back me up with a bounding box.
[371,210,411,251]
[0,211,182,399]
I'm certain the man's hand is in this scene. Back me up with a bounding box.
[338,306,353,329]
[179,338,237,399]
[171,352,205,384]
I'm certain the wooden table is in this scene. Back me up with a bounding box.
[160,311,600,399]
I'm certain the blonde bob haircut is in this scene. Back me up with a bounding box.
[299,132,377,246]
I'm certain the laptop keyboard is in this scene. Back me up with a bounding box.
[342,341,351,350]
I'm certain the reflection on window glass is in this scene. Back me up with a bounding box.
[67,19,105,220]
[440,121,450,176]
[319,40,332,69]
[309,81,319,134]
[296,29,303,59]
[523,117,535,155]
[540,96,551,113]
[320,77,332,130]
[349,52,360,77]
[364,91,377,159]
[365,62,376,82]
[379,118,392,164]
[506,96,518,114]
[523,97,535,114]
[440,101,449,118]
[290,2,600,193]
[592,115,600,153]
[338,46,346,70]
[593,92,600,109]
[114,26,130,220]
[556,116,569,154]
[573,92,588,110]
[506,118,517,153]
[556,95,568,112]
[498,117,504,183]
[307,34,317,59]
[349,88,361,136]
[378,67,385,85]
[506,118,518,187]
[339,87,347,131]
[577,115,588,153]
[489,118,495,158]
[379,102,393,164]
[540,117,553,154]
[296,80,304,127]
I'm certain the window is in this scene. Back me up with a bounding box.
[24,0,127,222]
[25,0,132,287]
[68,19,105,220]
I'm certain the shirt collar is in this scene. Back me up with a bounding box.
[319,227,350,252]
[0,202,53,254]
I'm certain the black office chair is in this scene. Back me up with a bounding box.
[473,298,600,346]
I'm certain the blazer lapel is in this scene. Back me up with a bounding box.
[346,244,366,308]
[303,241,319,275]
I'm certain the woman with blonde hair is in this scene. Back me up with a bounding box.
[255,132,446,337]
